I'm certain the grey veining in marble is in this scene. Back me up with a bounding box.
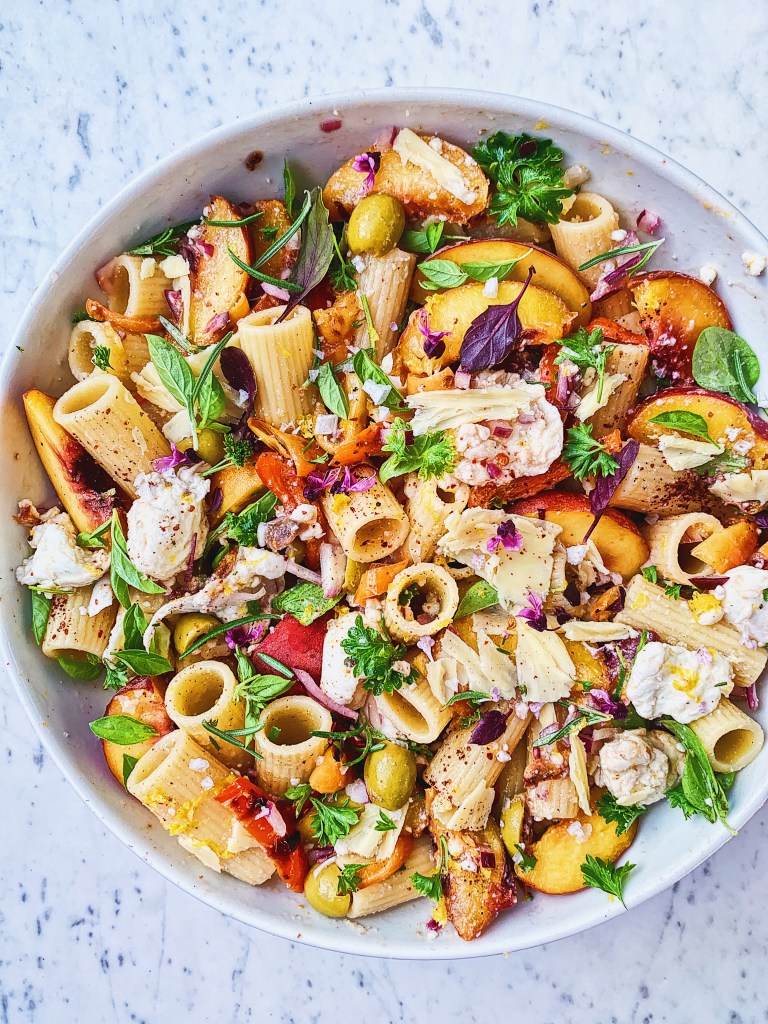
[3,1,768,1021]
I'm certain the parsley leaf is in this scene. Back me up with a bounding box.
[641,565,659,584]
[580,854,635,907]
[379,418,457,484]
[222,492,278,547]
[514,844,537,873]
[664,583,683,600]
[563,422,620,481]
[271,582,342,625]
[201,432,256,476]
[411,835,449,902]
[555,326,616,404]
[472,132,574,226]
[336,863,364,896]
[340,615,412,695]
[285,783,313,815]
[374,811,397,832]
[310,796,361,846]
[596,793,647,836]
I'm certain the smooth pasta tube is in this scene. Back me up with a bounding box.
[549,193,620,287]
[617,577,767,686]
[42,586,116,660]
[588,343,649,437]
[689,697,765,772]
[128,730,275,885]
[237,304,316,426]
[53,375,170,497]
[252,695,333,797]
[100,254,173,318]
[68,321,129,384]
[374,675,452,744]
[424,707,529,810]
[645,512,724,584]
[348,837,435,919]
[609,443,711,516]
[405,475,470,563]
[320,479,410,563]
[353,248,417,361]
[164,661,245,768]
[383,563,459,642]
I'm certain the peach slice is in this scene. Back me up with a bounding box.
[398,279,574,376]
[511,491,649,579]
[690,520,759,573]
[410,238,591,327]
[627,386,768,468]
[628,271,732,383]
[188,195,253,345]
[102,680,175,787]
[250,199,298,282]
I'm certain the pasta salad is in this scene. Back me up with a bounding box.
[15,123,768,941]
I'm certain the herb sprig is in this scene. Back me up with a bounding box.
[472,132,574,226]
[580,854,635,907]
[379,418,457,484]
[563,423,620,481]
[340,616,412,696]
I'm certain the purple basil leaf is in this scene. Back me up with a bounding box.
[277,187,335,322]
[220,347,257,439]
[469,709,510,745]
[687,574,729,590]
[459,266,535,372]
[584,440,640,541]
[755,511,768,528]
[587,688,627,720]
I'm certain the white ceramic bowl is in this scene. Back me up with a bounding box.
[4,89,768,959]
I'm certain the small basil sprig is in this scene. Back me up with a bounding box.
[31,590,51,645]
[76,519,111,550]
[57,653,103,681]
[649,410,714,443]
[110,511,165,609]
[419,250,532,291]
[454,579,500,619]
[111,649,173,676]
[315,361,349,418]
[400,222,466,254]
[352,349,406,409]
[692,327,760,404]
[271,582,342,625]
[89,714,158,745]
[661,718,734,832]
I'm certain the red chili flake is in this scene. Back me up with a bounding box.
[320,119,342,133]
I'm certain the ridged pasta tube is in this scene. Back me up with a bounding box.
[609,443,712,516]
[525,710,579,821]
[42,586,116,660]
[617,577,767,686]
[100,254,173,318]
[53,375,170,497]
[645,512,723,584]
[121,332,151,375]
[689,697,764,772]
[164,660,245,768]
[405,475,469,563]
[348,837,435,919]
[549,193,620,287]
[374,674,452,744]
[237,304,316,426]
[68,321,129,384]
[383,563,459,642]
[253,695,333,797]
[353,247,417,360]
[588,343,649,437]
[128,730,275,885]
[320,480,410,563]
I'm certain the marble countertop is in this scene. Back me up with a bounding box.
[3,2,768,1021]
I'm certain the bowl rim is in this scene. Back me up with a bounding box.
[5,86,768,960]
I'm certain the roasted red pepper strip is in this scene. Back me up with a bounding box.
[217,776,308,892]
[254,452,324,568]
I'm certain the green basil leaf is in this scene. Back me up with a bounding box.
[57,652,103,681]
[110,512,165,608]
[454,579,499,619]
[418,259,468,289]
[122,753,139,788]
[661,717,733,831]
[692,327,760,404]
[112,649,173,676]
[352,349,406,410]
[460,255,531,283]
[89,714,157,745]
[316,361,349,419]
[272,582,342,625]
[31,589,51,645]
[649,410,714,443]
[122,603,149,651]
[146,334,196,407]
[196,371,227,429]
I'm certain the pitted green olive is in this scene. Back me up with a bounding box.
[364,742,417,810]
[347,195,405,256]
[195,428,227,466]
[303,862,351,918]
[172,613,220,656]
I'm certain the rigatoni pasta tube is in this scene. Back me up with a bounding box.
[348,836,435,919]
[128,730,275,885]
[405,475,469,563]
[120,332,151,375]
[252,695,332,796]
[320,479,410,563]
[588,343,649,437]
[525,710,579,821]
[383,562,459,642]
[237,304,316,426]
[68,321,129,384]
[374,675,452,744]
[645,512,723,584]
[549,193,620,288]
[42,586,116,661]
[53,375,170,497]
[617,577,768,686]
[100,254,173,318]
[689,697,764,772]
[353,247,417,360]
[164,660,245,768]
[609,443,711,516]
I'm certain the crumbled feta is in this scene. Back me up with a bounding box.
[362,379,393,405]
[16,510,109,590]
[140,257,157,280]
[610,229,627,242]
[595,729,682,805]
[158,254,190,279]
[720,565,768,644]
[315,414,339,435]
[562,163,591,189]
[699,264,718,286]
[189,758,210,772]
[200,776,214,791]
[626,641,733,723]
[482,276,499,298]
[351,255,366,273]
[742,251,767,277]
[126,466,209,582]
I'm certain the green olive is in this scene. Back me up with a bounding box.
[172,613,220,656]
[303,862,351,918]
[347,195,405,256]
[364,742,417,811]
[195,428,227,466]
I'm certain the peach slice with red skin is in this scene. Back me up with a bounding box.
[102,679,175,787]
[628,271,732,384]
[511,491,649,580]
[627,386,768,469]
[409,238,592,327]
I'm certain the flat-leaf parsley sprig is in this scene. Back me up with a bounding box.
[340,615,413,695]
[379,418,457,484]
[555,326,616,403]
[580,854,635,907]
[411,835,450,902]
[472,132,574,226]
[563,422,620,481]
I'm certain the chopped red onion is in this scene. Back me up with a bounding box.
[293,667,358,719]
[265,802,287,838]
[320,542,346,599]
[747,683,759,711]
[486,462,502,480]
[284,560,323,585]
[345,778,369,804]
[688,575,730,590]
[307,846,334,866]
[469,709,511,745]
[262,281,291,301]
[373,126,397,151]
[205,310,230,335]
[637,209,661,234]
[164,288,183,321]
[479,848,496,869]
[454,370,471,389]
[492,424,513,438]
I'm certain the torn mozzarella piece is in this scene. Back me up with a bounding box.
[127,466,209,582]
[625,641,733,723]
[16,510,109,591]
